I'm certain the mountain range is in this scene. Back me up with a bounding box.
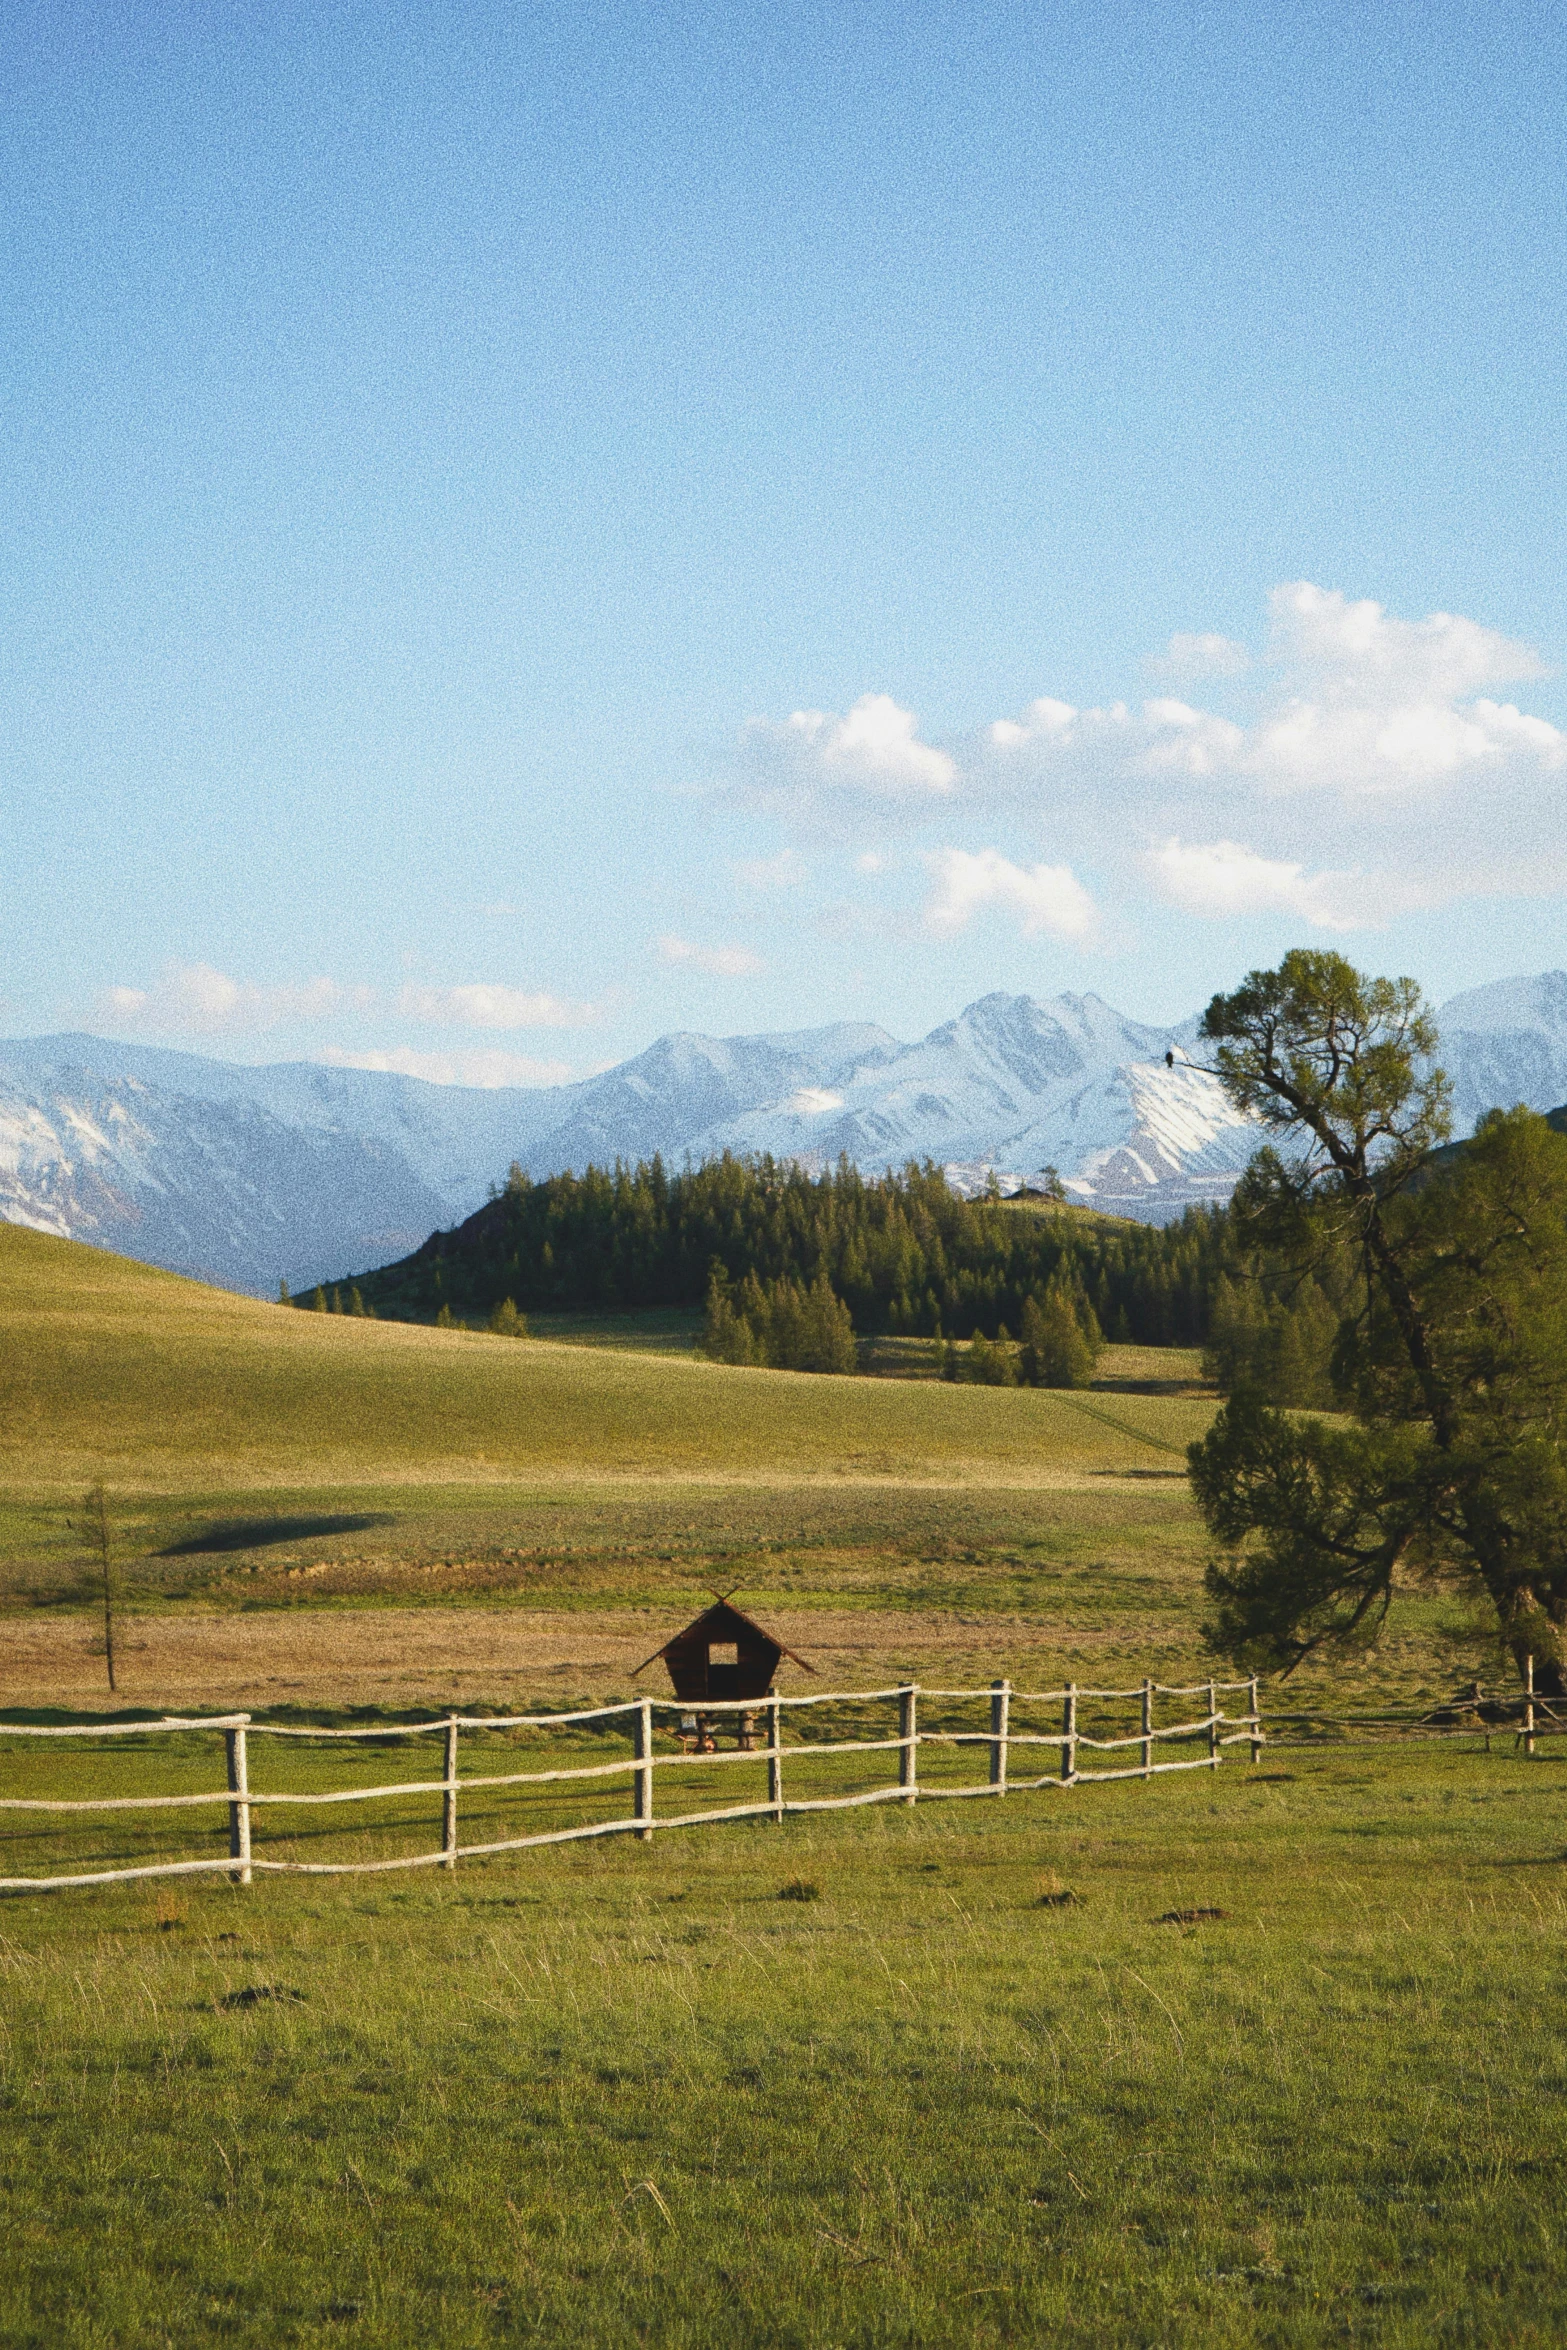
[3,971,1564,1297]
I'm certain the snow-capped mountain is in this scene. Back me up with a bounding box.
[0,1055,453,1296]
[0,1022,904,1293]
[4,973,1563,1294]
[691,995,1258,1216]
[1429,973,1567,1139]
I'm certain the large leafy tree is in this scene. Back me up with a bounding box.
[1188,949,1567,1693]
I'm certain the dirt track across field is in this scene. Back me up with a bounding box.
[1,1605,1126,1714]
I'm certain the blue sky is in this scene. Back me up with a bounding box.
[5,0,1565,1081]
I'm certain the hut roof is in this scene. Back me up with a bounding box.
[632,1597,816,1680]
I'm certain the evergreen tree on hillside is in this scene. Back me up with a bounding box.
[702,1263,856,1372]
[1190,949,1567,1694]
[354,1150,1234,1346]
[1019,1285,1098,1389]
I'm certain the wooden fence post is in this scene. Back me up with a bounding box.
[1061,1683,1077,1785]
[441,1715,459,1869]
[767,1695,783,1821]
[1141,1678,1153,1779]
[989,1679,1010,1796]
[898,1686,918,1805]
[1526,1655,1536,1759]
[1248,1677,1262,1765]
[634,1699,654,1840]
[1207,1679,1219,1764]
[224,1718,252,1886]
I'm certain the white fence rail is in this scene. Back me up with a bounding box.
[0,1677,1263,1895]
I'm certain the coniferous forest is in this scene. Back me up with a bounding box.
[349,1153,1251,1350]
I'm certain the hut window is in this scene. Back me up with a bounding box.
[708,1642,738,1666]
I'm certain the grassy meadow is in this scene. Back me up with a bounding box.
[2,1221,1553,2345]
[0,1224,1459,1713]
[4,1745,1566,2347]
[1,1221,1235,1712]
[0,1223,1207,1510]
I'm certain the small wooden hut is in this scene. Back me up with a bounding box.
[633,1599,814,1748]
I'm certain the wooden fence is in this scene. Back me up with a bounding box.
[0,1677,1263,1895]
[1263,1657,1562,1756]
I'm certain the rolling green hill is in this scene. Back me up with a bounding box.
[0,1223,1214,1501]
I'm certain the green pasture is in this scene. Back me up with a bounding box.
[2,1226,1559,2343]
[0,1225,1208,1504]
[0,1227,1471,1711]
[0,1227,1220,1675]
[2,1736,1565,2347]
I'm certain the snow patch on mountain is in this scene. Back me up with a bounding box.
[0,1056,451,1293]
[1429,971,1567,1138]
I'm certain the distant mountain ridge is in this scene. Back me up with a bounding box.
[1430,973,1567,1139]
[3,970,1563,1295]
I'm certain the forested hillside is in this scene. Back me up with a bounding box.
[351,1154,1232,1345]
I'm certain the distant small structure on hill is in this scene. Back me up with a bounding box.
[634,1598,814,1751]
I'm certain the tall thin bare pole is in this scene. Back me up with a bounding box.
[766,1695,782,1820]
[635,1699,654,1840]
[88,1482,116,1694]
[898,1686,918,1805]
[989,1678,1010,1796]
[1526,1655,1536,1760]
[442,1716,459,1867]
[225,1720,252,1885]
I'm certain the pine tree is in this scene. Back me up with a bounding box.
[278,1278,291,1306]
[1019,1293,1046,1386]
[797,1267,857,1373]
[1273,1281,1338,1408]
[311,1286,328,1313]
[435,1304,455,1330]
[488,1297,527,1337]
[1026,1284,1097,1388]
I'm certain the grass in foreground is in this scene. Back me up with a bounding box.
[2,1745,1564,2346]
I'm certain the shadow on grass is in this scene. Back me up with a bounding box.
[159,1513,397,1557]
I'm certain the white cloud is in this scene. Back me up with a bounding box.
[981,588,1563,809]
[316,1046,573,1089]
[101,964,353,1034]
[657,934,764,977]
[744,692,955,799]
[972,584,1567,922]
[855,850,889,874]
[1147,838,1362,929]
[396,982,596,1029]
[1149,631,1251,680]
[1268,580,1544,702]
[783,1087,844,1114]
[987,693,1246,780]
[924,848,1096,943]
[728,584,1564,933]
